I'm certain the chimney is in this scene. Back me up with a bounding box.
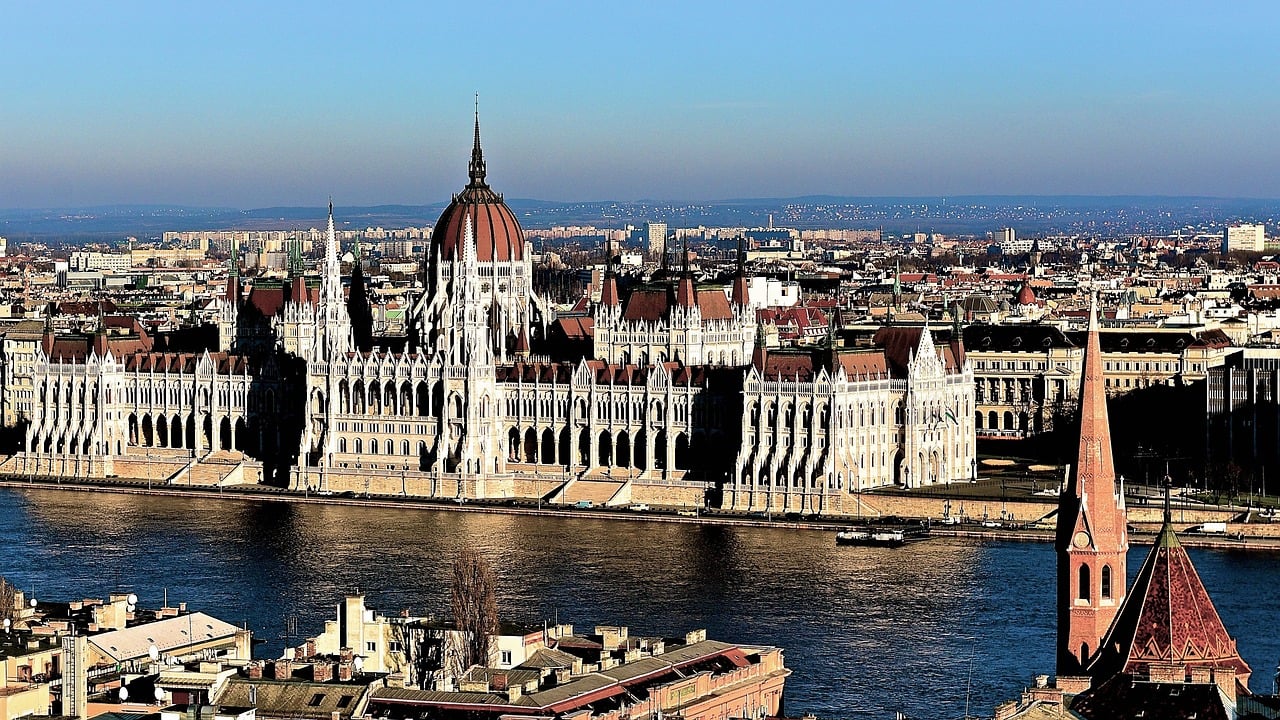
[306,639,317,659]
[246,662,263,680]
[272,660,292,681]
[339,647,353,663]
[338,662,353,682]
[312,662,334,683]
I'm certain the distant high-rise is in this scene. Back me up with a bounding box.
[1224,223,1265,253]
[645,221,667,259]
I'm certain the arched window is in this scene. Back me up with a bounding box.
[1101,565,1112,600]
[1078,564,1091,602]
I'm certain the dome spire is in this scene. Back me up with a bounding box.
[469,94,487,187]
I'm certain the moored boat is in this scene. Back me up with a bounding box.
[835,529,907,548]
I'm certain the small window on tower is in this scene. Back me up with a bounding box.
[1101,565,1112,599]
[1078,564,1091,602]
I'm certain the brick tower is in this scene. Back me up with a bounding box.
[1056,294,1128,676]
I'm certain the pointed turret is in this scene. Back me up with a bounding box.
[731,235,750,308]
[467,100,487,188]
[347,239,373,352]
[949,304,966,368]
[1057,293,1129,676]
[675,238,696,309]
[41,312,54,356]
[751,321,768,371]
[92,317,108,358]
[600,261,619,307]
[225,235,241,304]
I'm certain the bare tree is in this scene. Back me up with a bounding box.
[0,575,16,624]
[450,549,499,671]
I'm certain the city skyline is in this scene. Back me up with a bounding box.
[3,2,1280,208]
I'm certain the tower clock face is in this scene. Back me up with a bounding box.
[1073,531,1091,548]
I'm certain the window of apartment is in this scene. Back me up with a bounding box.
[389,641,402,653]
[501,651,513,665]
[337,696,353,709]
[308,694,325,707]
[366,642,377,653]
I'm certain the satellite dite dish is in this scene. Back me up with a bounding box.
[127,593,138,605]
[29,598,37,607]
[2,618,10,631]
[119,687,130,702]
[149,644,160,661]
[154,687,165,703]
[353,656,364,673]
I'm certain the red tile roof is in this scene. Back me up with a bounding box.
[621,286,732,322]
[871,326,962,377]
[246,280,319,318]
[1089,524,1251,685]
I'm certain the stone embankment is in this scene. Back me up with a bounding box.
[2,474,1278,551]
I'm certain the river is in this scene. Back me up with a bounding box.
[1,487,1277,719]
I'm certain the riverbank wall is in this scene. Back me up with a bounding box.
[2,474,1277,552]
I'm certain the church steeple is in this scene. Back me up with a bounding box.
[1057,293,1128,676]
[468,97,487,188]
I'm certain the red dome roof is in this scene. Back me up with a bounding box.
[1016,282,1037,305]
[433,116,524,263]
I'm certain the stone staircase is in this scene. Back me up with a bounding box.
[112,449,188,482]
[561,479,629,506]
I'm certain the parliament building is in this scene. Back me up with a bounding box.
[7,119,975,514]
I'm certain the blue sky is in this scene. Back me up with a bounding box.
[2,1,1279,208]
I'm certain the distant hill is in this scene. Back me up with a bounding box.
[2,195,1279,242]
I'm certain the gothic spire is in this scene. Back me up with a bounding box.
[1056,292,1129,676]
[1074,294,1121,509]
[326,198,338,264]
[468,96,487,188]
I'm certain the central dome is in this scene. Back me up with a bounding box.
[432,116,524,263]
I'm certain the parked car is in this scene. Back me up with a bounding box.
[574,500,594,509]
[629,503,650,511]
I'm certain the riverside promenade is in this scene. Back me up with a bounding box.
[3,471,1278,552]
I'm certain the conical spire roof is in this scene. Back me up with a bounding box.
[1088,508,1251,685]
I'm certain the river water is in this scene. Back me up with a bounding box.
[1,487,1277,719]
